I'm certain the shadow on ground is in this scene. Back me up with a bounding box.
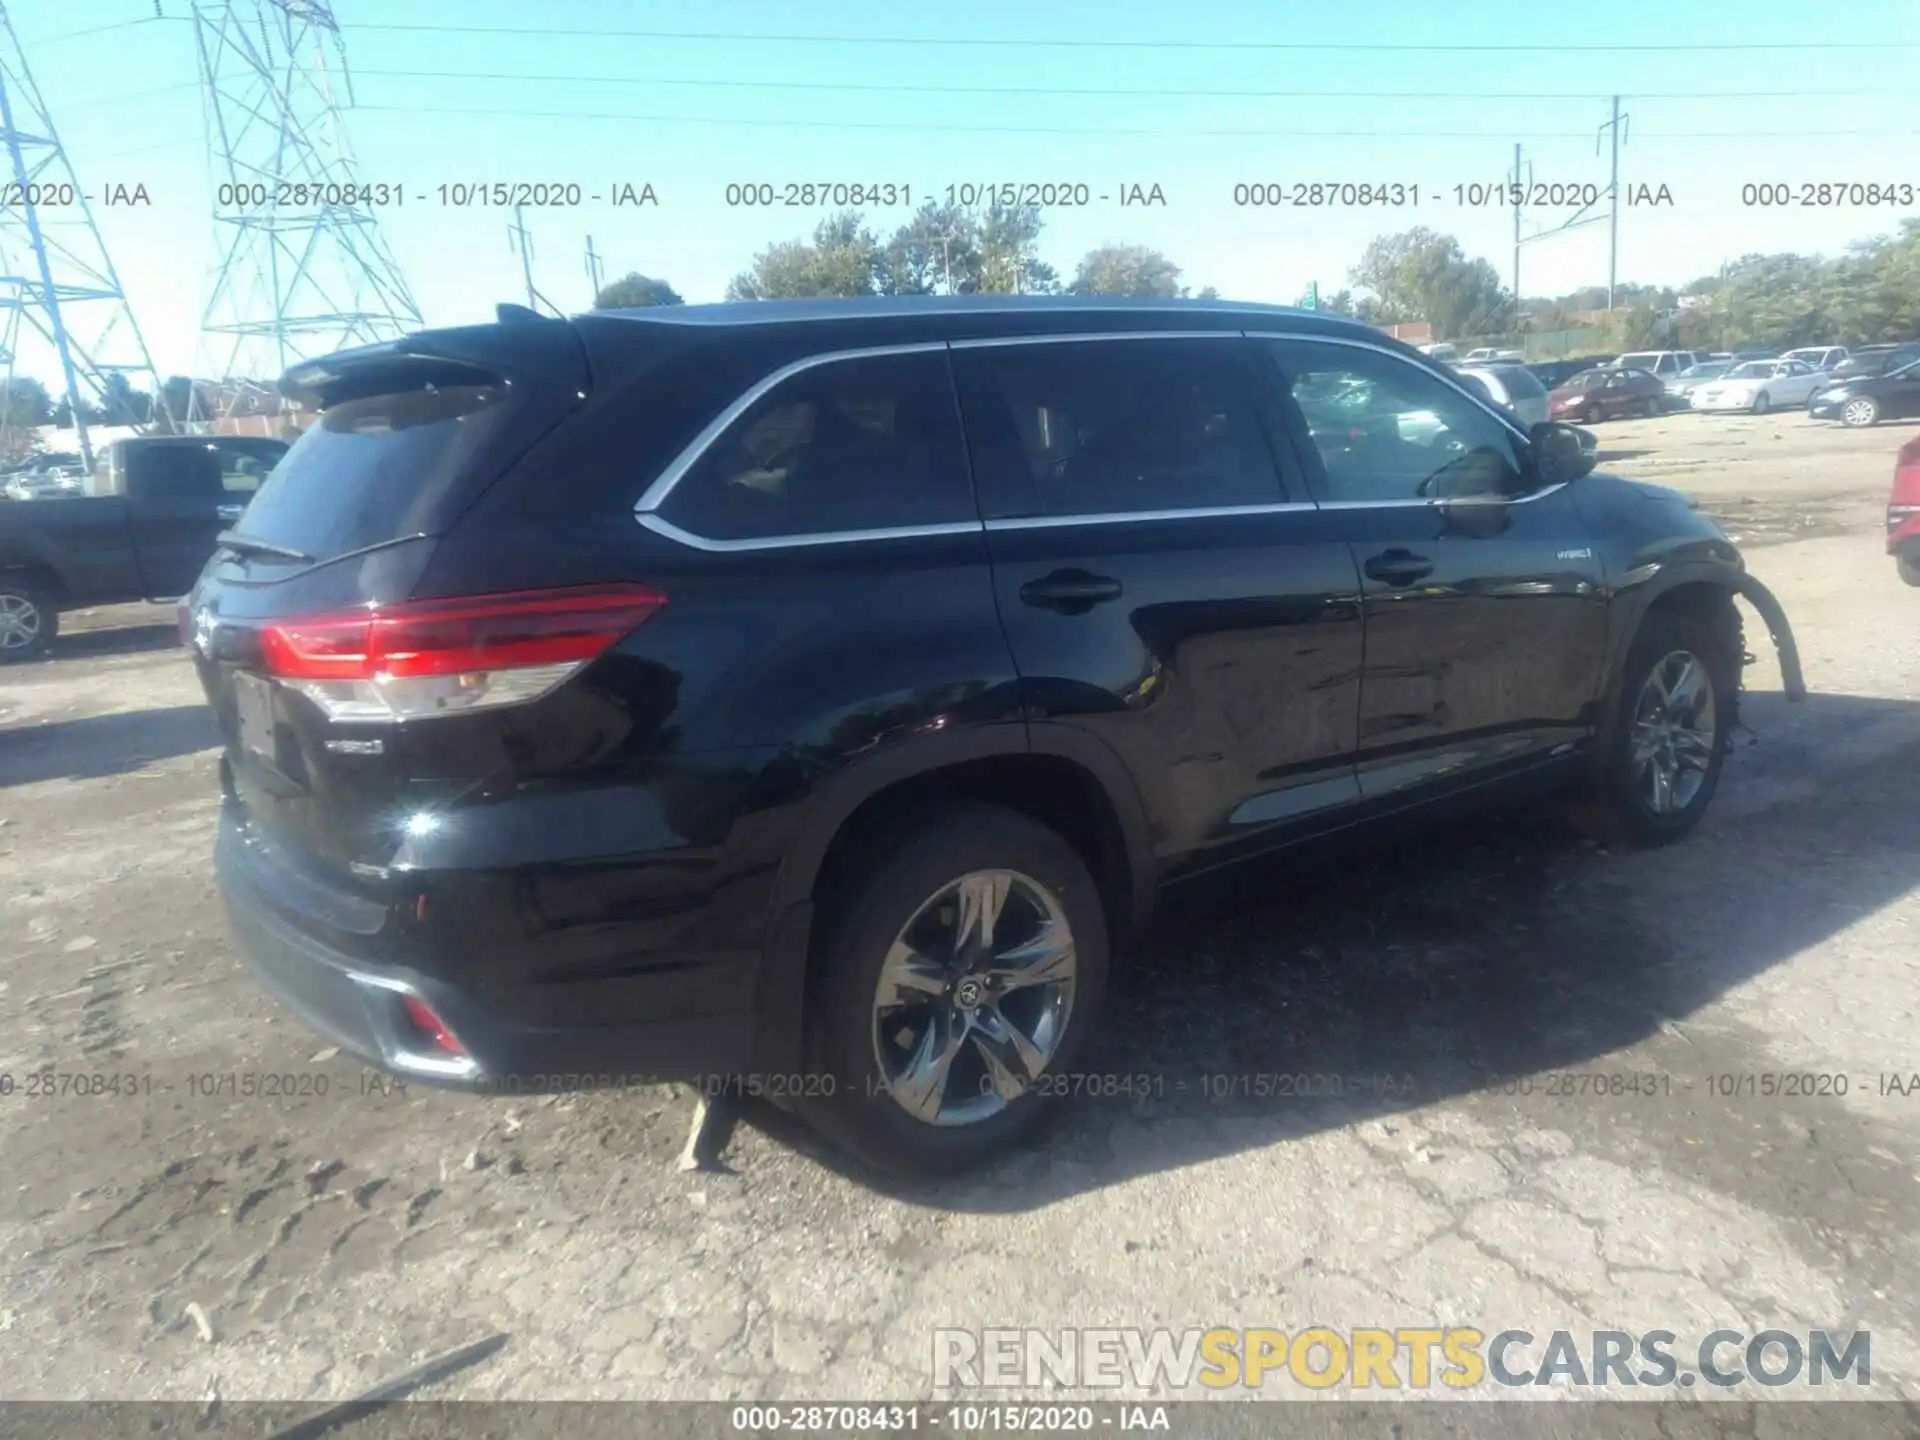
[748,691,1920,1218]
[46,622,184,662]
[0,704,219,787]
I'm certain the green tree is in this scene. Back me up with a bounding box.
[978,204,1057,294]
[1350,228,1514,341]
[160,375,197,424]
[726,211,882,300]
[879,201,981,295]
[594,272,684,308]
[0,376,53,428]
[1069,243,1182,297]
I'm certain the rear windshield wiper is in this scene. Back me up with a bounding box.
[216,530,314,564]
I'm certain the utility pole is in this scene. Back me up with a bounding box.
[584,235,604,304]
[1599,95,1629,310]
[508,204,549,313]
[1510,143,1523,302]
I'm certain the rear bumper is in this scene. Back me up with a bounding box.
[217,811,758,1091]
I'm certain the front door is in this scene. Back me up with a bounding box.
[951,333,1366,865]
[1257,337,1609,803]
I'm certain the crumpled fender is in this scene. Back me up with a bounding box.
[1729,571,1807,701]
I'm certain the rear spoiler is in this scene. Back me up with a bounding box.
[278,309,584,410]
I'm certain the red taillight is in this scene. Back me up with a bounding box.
[400,993,466,1056]
[258,584,666,682]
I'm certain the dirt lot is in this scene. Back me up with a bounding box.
[2,408,1918,1408]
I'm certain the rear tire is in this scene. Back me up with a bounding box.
[796,805,1110,1176]
[1602,606,1738,843]
[1898,555,1920,588]
[0,575,56,662]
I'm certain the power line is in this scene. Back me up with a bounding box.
[342,69,1916,102]
[353,104,1920,141]
[342,22,1920,52]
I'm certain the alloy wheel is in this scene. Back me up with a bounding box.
[1629,649,1717,816]
[870,869,1076,1127]
[1842,398,1877,427]
[0,593,42,651]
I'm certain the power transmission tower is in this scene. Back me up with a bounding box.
[194,0,420,412]
[0,2,167,469]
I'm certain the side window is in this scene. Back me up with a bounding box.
[217,445,285,494]
[1266,341,1528,504]
[950,338,1281,519]
[660,350,975,541]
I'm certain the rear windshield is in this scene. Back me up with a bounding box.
[230,385,512,559]
[1489,366,1545,399]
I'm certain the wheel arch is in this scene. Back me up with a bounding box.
[750,723,1157,1078]
[1590,564,1806,786]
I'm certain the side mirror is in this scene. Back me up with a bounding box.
[1530,421,1595,486]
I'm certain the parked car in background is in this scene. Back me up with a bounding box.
[1781,345,1848,371]
[181,295,1805,1175]
[1607,350,1703,380]
[1826,343,1920,381]
[1689,359,1827,414]
[1417,342,1459,362]
[1808,358,1920,428]
[1529,356,1616,391]
[1461,346,1524,363]
[1666,360,1735,408]
[1890,434,1920,586]
[0,435,289,661]
[1456,362,1550,429]
[1548,367,1666,422]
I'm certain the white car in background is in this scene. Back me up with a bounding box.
[1781,345,1849,372]
[1689,358,1829,414]
[1456,363,1551,429]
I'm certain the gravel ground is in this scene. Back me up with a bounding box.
[0,408,1917,1410]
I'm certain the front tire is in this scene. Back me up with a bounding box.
[1898,555,1920,587]
[0,576,56,662]
[1750,391,1772,415]
[796,805,1110,1175]
[1841,397,1880,427]
[1602,608,1737,842]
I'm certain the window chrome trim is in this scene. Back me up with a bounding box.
[638,510,985,553]
[985,501,1316,531]
[949,330,1242,350]
[1314,482,1569,511]
[632,341,949,515]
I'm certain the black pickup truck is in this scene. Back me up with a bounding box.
[0,435,289,661]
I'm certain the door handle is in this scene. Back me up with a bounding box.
[1020,569,1124,612]
[1363,549,1434,586]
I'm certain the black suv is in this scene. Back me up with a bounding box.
[187,297,1803,1174]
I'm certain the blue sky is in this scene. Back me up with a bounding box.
[8,0,1920,380]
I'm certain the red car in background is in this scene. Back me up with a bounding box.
[1548,366,1667,423]
[1892,434,1920,586]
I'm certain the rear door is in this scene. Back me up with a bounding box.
[1256,335,1608,802]
[951,333,1365,866]
[187,326,592,879]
